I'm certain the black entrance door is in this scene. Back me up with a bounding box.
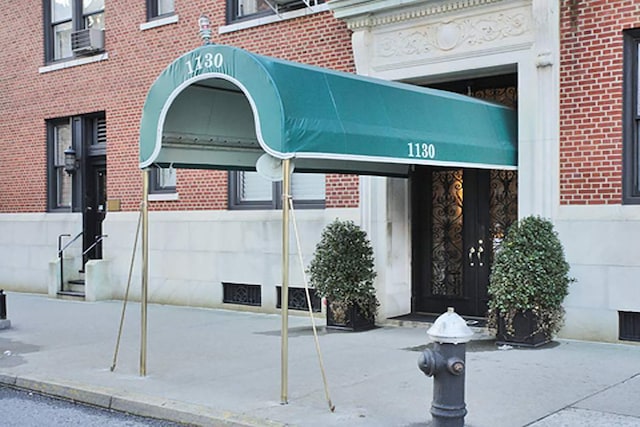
[411,166,517,317]
[83,158,106,262]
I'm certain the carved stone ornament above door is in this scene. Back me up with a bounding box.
[329,0,535,76]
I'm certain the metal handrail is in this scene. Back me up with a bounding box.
[58,232,82,293]
[58,231,83,255]
[83,234,108,257]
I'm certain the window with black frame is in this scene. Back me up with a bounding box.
[44,0,105,62]
[623,29,640,204]
[149,167,177,195]
[227,0,324,23]
[147,0,175,21]
[229,171,325,209]
[50,120,74,210]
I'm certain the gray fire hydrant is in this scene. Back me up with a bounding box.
[418,307,473,427]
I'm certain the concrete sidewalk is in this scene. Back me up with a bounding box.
[0,292,639,426]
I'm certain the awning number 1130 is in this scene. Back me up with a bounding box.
[407,142,436,159]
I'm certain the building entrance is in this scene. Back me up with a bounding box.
[411,167,517,317]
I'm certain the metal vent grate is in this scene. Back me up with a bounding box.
[619,311,640,341]
[276,286,321,312]
[96,118,107,145]
[222,282,261,306]
[71,29,104,54]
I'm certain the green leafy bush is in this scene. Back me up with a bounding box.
[488,215,574,338]
[307,219,378,320]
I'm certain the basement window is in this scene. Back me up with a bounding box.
[222,282,262,306]
[619,311,640,342]
[276,286,321,312]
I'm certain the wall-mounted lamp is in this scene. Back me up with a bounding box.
[63,146,78,175]
[198,14,212,45]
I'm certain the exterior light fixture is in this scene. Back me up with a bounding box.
[63,146,78,175]
[198,14,212,45]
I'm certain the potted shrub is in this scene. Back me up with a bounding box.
[307,219,378,331]
[488,216,574,347]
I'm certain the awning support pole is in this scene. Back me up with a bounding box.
[140,168,149,377]
[280,158,291,405]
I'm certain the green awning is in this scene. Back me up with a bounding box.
[139,45,517,175]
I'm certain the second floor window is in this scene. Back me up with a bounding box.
[45,0,105,62]
[227,0,324,23]
[147,0,174,20]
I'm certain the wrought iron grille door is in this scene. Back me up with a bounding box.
[411,167,517,317]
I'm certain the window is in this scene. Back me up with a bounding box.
[227,0,324,23]
[150,167,177,194]
[51,122,73,210]
[147,0,174,20]
[229,171,325,209]
[47,113,105,212]
[44,0,105,62]
[624,29,640,203]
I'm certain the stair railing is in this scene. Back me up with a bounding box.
[58,232,83,293]
[83,234,108,257]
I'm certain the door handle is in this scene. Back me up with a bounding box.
[477,239,484,266]
[468,246,476,267]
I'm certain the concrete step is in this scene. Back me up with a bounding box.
[66,279,85,294]
[56,290,85,301]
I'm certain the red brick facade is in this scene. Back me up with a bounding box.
[559,1,640,204]
[0,1,358,213]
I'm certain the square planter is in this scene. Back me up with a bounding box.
[326,300,375,332]
[496,309,549,347]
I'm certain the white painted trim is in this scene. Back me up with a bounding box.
[557,204,640,221]
[219,4,329,34]
[148,192,179,202]
[39,53,109,74]
[140,14,179,31]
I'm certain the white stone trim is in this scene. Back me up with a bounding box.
[39,53,109,74]
[140,14,179,31]
[329,0,505,28]
[148,192,179,202]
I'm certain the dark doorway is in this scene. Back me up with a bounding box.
[83,157,106,262]
[409,73,518,318]
[411,167,517,317]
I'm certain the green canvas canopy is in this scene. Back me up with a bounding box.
[139,44,517,175]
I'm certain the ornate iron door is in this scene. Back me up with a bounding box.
[411,167,517,317]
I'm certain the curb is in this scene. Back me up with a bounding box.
[0,374,285,427]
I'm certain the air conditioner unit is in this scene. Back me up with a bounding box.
[71,29,104,55]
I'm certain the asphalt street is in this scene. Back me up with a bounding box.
[0,385,187,427]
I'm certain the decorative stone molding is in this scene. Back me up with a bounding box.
[375,11,529,58]
[329,0,505,30]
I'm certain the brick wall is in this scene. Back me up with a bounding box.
[0,1,358,213]
[559,0,640,204]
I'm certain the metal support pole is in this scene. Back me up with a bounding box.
[140,169,149,377]
[280,158,291,405]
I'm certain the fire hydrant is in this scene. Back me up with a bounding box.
[418,307,474,427]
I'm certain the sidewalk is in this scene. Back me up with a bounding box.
[0,292,639,427]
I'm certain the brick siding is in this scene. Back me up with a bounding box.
[0,1,358,213]
[559,0,640,204]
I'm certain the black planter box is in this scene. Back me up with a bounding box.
[496,310,549,347]
[326,300,375,332]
